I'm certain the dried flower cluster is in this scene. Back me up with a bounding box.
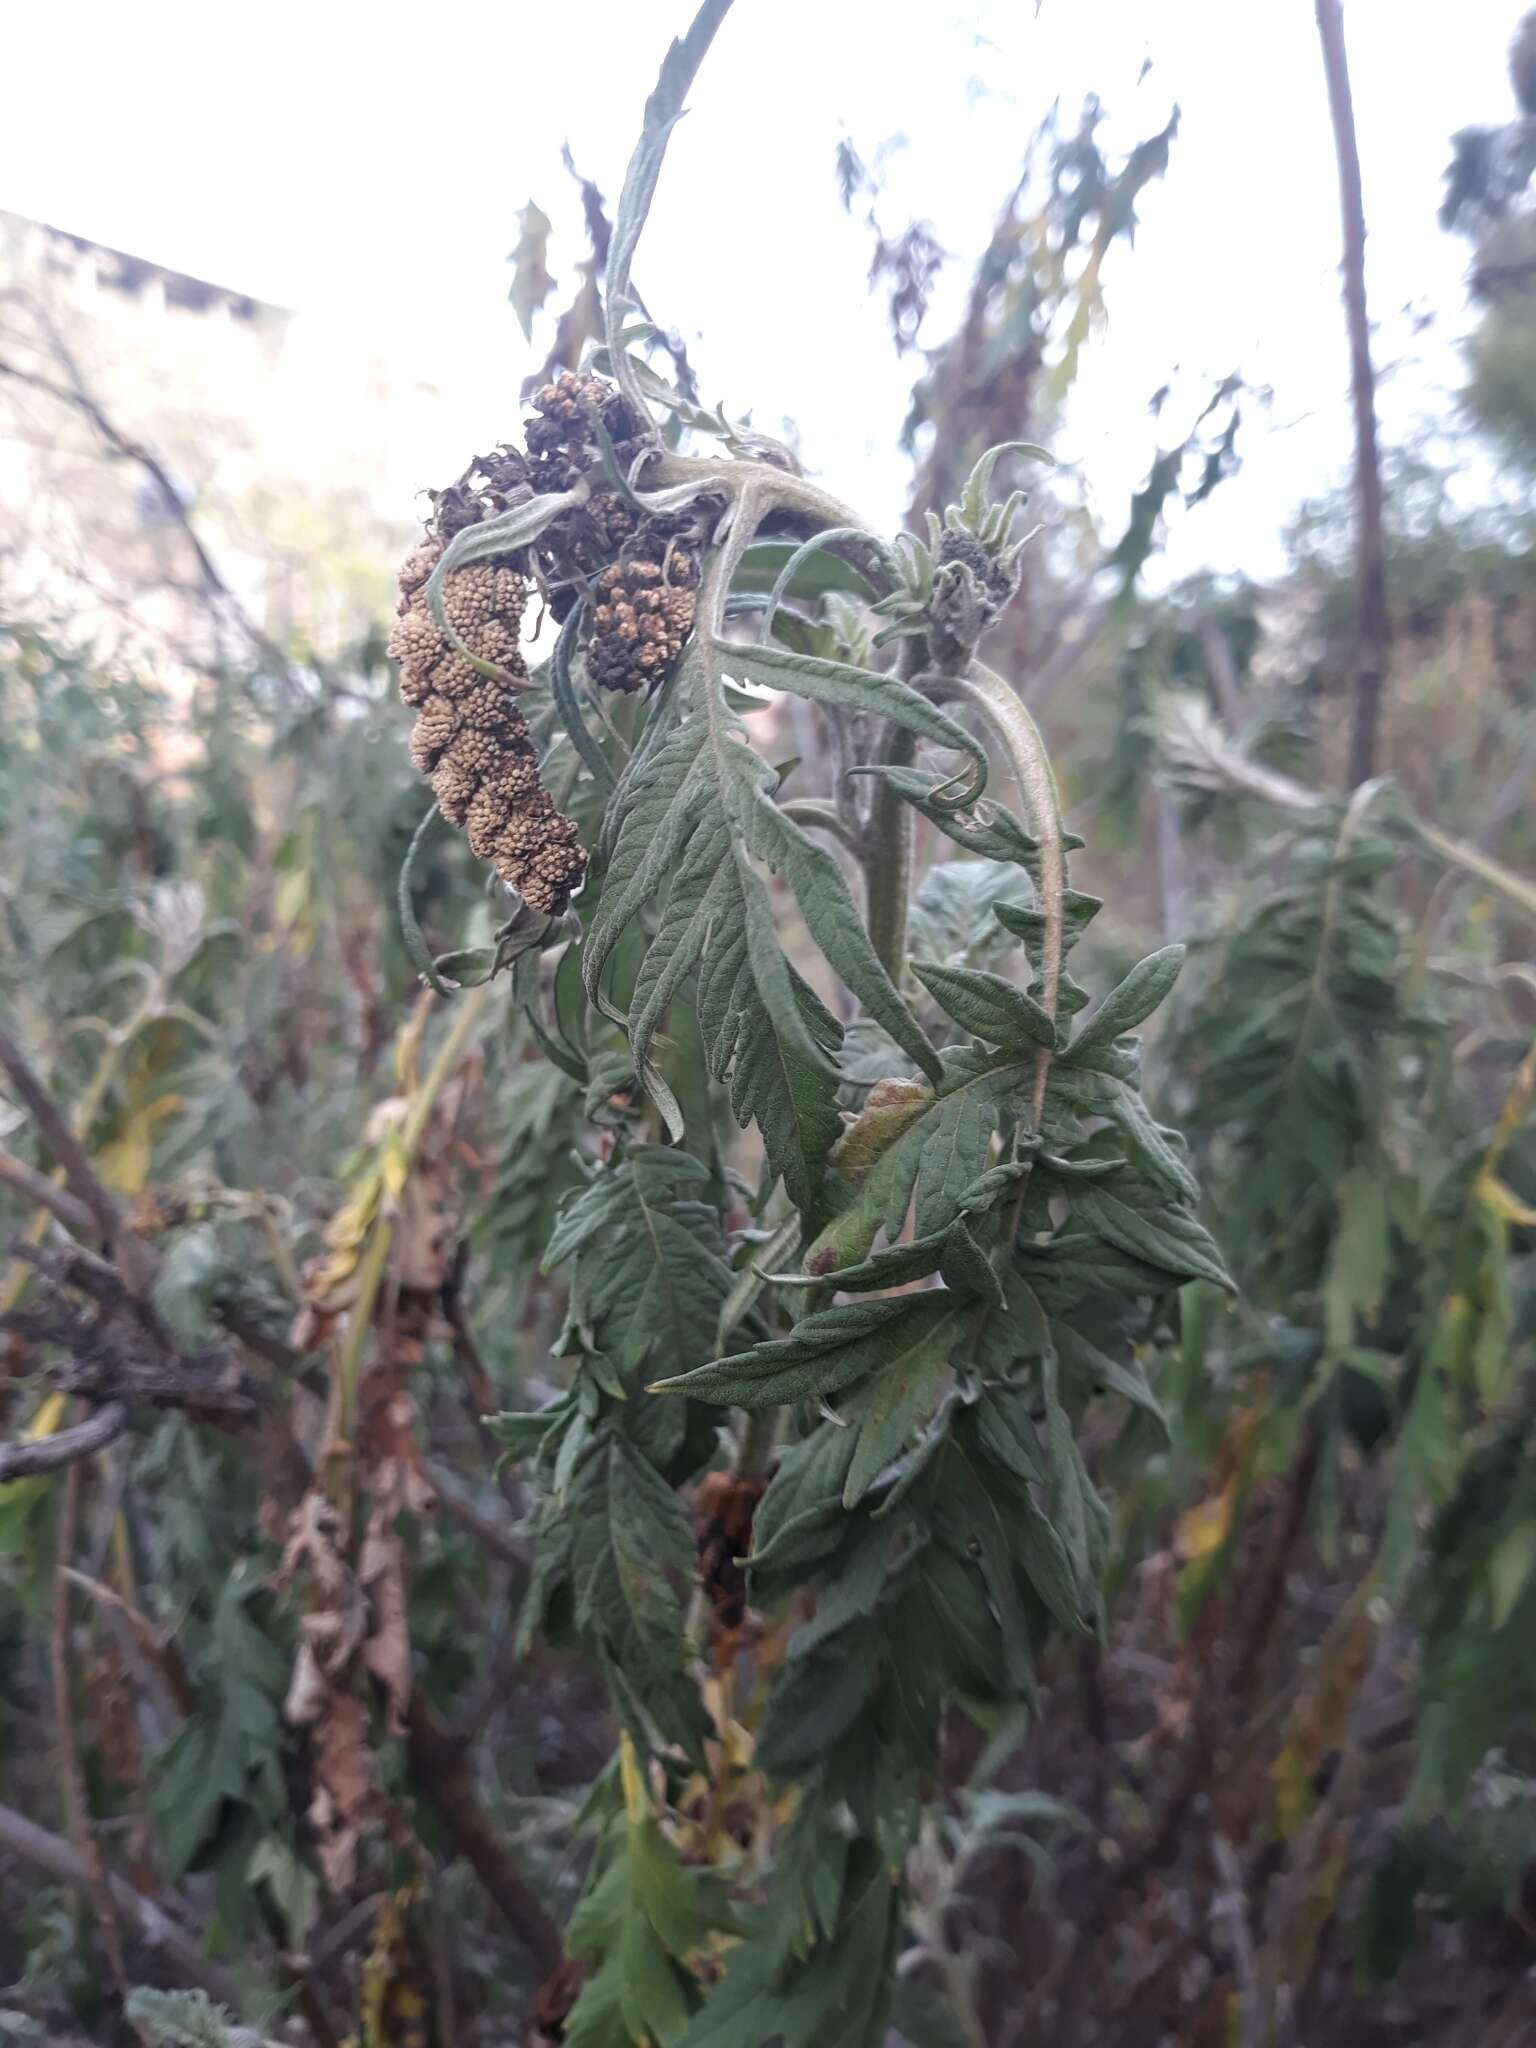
[388,539,585,916]
[522,370,702,689]
[588,551,700,693]
[524,369,645,494]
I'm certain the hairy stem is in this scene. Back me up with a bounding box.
[934,662,1066,1121]
[733,1404,781,1479]
[864,728,917,983]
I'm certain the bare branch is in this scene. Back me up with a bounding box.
[0,326,303,693]
[0,1147,97,1238]
[406,1697,564,1978]
[51,1457,129,1995]
[0,1024,124,1249]
[0,1400,127,1480]
[0,1796,245,2009]
[61,1565,197,1716]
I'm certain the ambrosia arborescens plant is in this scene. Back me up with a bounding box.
[391,6,1231,2040]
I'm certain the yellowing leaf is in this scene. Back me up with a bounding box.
[620,1729,650,1828]
[95,1094,184,1196]
[1477,1171,1536,1230]
[26,1392,68,1441]
[381,1126,410,1201]
[1176,1478,1237,1566]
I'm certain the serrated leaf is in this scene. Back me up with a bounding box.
[908,858,1035,970]
[841,1306,968,1506]
[586,639,882,1209]
[914,959,1058,1051]
[545,1146,733,1373]
[653,1293,959,1411]
[605,0,735,379]
[852,764,1040,867]
[1076,1183,1234,1293]
[749,1423,859,1573]
[1053,1320,1167,1435]
[567,1438,710,1755]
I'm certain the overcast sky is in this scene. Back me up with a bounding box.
[0,1,1522,582]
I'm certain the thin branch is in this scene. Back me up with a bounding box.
[1197,615,1245,728]
[0,1400,128,1480]
[0,1024,123,1249]
[51,1457,129,1997]
[1315,0,1391,787]
[405,1697,564,1978]
[0,336,302,692]
[0,1148,97,1238]
[61,1564,197,1716]
[779,797,864,855]
[0,1797,245,2009]
[429,1463,531,1574]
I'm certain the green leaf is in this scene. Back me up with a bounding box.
[1076,1184,1234,1293]
[913,959,1058,1051]
[551,605,618,794]
[714,640,985,805]
[124,1989,241,2048]
[569,1437,710,1755]
[908,858,1035,971]
[653,1293,960,1412]
[734,537,884,603]
[749,1424,859,1573]
[1053,1320,1167,1436]
[678,1843,898,2048]
[802,1044,1034,1275]
[566,1804,735,2048]
[545,1146,734,1374]
[1323,1165,1392,1350]
[397,801,454,998]
[1067,943,1184,1058]
[604,0,736,402]
[587,613,953,1206]
[852,764,1040,867]
[841,1306,969,1506]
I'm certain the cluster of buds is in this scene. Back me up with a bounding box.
[520,371,702,690]
[523,370,645,493]
[388,539,585,917]
[588,551,700,694]
[873,443,1049,672]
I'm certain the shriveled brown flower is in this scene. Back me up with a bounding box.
[588,550,699,693]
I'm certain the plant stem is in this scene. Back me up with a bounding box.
[934,663,1066,1122]
[864,728,917,983]
[1315,0,1390,788]
[779,799,863,855]
[733,1404,780,1478]
[0,1008,145,1313]
[331,985,492,1483]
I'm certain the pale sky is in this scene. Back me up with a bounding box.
[0,1,1523,583]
